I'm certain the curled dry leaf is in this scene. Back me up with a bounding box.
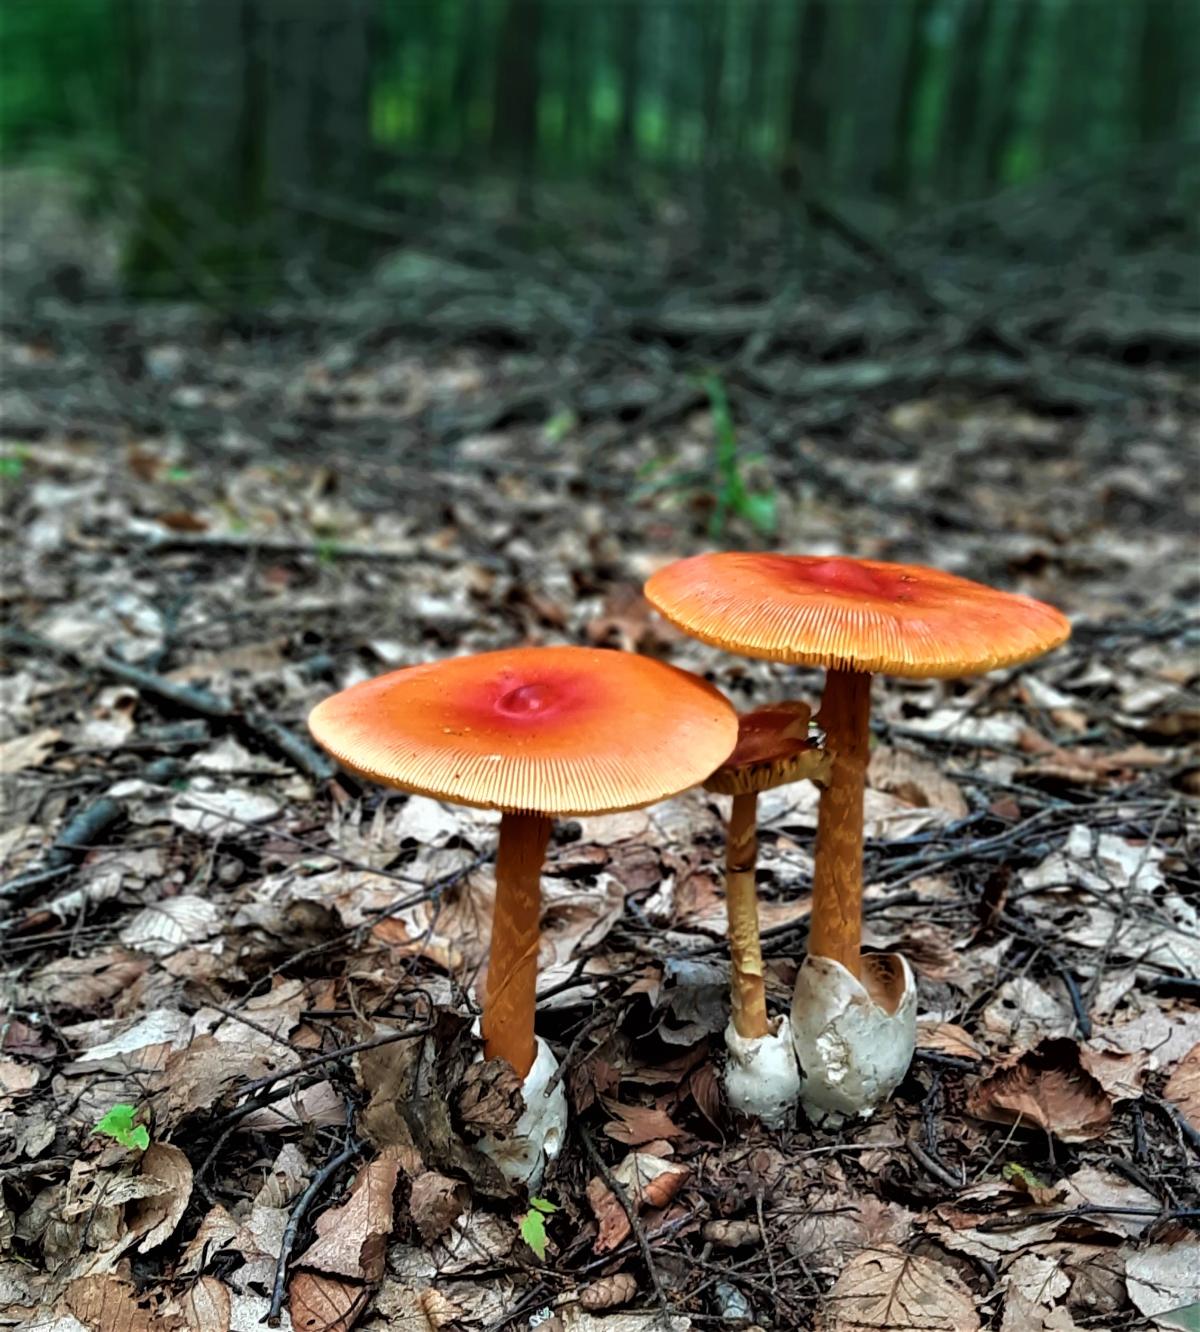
[967,1038,1113,1142]
[129,1144,193,1254]
[454,1058,524,1141]
[817,1245,981,1332]
[1163,1041,1200,1134]
[297,1157,397,1283]
[586,1154,689,1254]
[580,1273,640,1311]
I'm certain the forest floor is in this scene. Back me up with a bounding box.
[1,197,1199,1331]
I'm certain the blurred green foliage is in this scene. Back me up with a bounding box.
[2,0,1197,296]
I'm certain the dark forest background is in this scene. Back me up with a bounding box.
[3,0,1199,302]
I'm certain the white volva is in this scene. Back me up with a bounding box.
[724,1014,802,1127]
[790,953,917,1123]
[474,1035,569,1189]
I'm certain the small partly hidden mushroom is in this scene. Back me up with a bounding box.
[646,553,1070,1122]
[308,645,737,1185]
[701,701,830,1124]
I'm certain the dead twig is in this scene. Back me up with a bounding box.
[1,628,335,783]
[266,1135,365,1327]
[578,1122,674,1329]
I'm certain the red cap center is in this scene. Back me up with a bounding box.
[495,681,560,717]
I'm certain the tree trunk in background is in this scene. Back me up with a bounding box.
[616,3,642,165]
[562,3,589,160]
[983,0,1036,186]
[492,0,542,205]
[888,0,934,200]
[1137,0,1183,143]
[783,0,830,192]
[941,0,996,197]
[742,0,772,158]
[451,0,484,151]
[700,0,727,249]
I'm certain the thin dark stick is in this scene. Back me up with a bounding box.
[578,1123,674,1328]
[0,628,334,782]
[265,1138,364,1326]
[909,1140,961,1191]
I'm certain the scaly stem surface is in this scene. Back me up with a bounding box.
[726,790,769,1039]
[482,811,551,1077]
[810,668,871,978]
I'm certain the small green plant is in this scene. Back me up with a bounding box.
[94,1103,150,1151]
[702,373,777,540]
[518,1196,558,1260]
[633,373,777,542]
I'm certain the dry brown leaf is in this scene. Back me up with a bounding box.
[1126,1237,1200,1326]
[297,1157,397,1283]
[62,1274,164,1332]
[967,1038,1113,1142]
[1163,1041,1200,1134]
[129,1144,193,1253]
[408,1171,467,1243]
[0,1058,39,1097]
[454,1059,524,1140]
[601,1099,682,1146]
[24,949,148,1011]
[1000,1288,1084,1332]
[288,1270,371,1332]
[176,1275,230,1332]
[1078,1045,1149,1101]
[817,1245,981,1332]
[119,895,220,956]
[586,1154,689,1254]
[0,727,60,774]
[917,1021,984,1061]
[868,746,968,817]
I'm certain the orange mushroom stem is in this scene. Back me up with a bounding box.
[809,668,872,978]
[703,700,830,1040]
[726,791,766,1038]
[483,812,551,1077]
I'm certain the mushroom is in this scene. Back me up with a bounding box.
[701,701,830,1124]
[645,553,1070,1121]
[308,645,737,1183]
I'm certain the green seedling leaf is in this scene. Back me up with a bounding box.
[0,457,24,480]
[519,1208,549,1259]
[1001,1161,1049,1191]
[519,1196,558,1259]
[738,489,778,536]
[166,466,193,483]
[542,408,577,444]
[94,1103,150,1151]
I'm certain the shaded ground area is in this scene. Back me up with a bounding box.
[1,192,1199,1330]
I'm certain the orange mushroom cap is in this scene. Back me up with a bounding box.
[308,645,738,816]
[704,701,830,795]
[645,553,1070,679]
